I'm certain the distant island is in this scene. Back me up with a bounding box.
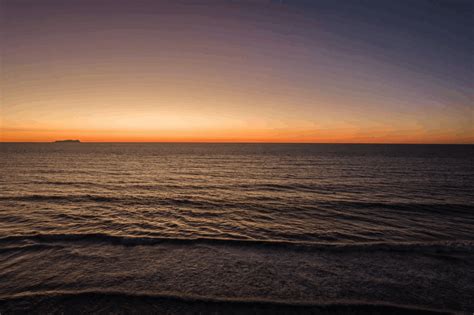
[54,140,81,143]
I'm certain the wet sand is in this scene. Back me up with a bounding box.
[0,292,451,315]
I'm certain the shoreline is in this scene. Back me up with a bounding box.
[1,239,472,313]
[0,291,451,315]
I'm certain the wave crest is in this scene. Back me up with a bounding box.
[1,233,472,254]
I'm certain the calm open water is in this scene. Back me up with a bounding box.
[1,143,473,313]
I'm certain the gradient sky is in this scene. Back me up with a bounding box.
[1,0,473,143]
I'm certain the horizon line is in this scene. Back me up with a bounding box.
[1,141,473,145]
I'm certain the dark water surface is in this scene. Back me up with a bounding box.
[1,143,473,313]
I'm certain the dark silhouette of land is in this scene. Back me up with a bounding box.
[54,140,81,143]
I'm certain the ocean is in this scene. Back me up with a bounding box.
[1,143,473,314]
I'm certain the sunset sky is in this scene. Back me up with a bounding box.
[1,0,473,143]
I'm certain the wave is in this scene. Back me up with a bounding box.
[0,290,451,314]
[1,194,472,214]
[0,243,64,254]
[0,194,225,208]
[0,233,472,254]
[0,194,119,203]
[236,182,321,192]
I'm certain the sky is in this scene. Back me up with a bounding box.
[1,0,473,143]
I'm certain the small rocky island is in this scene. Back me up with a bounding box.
[54,140,81,143]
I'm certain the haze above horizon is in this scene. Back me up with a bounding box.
[1,0,473,144]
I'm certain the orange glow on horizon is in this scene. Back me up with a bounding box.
[2,1,472,145]
[2,126,473,144]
